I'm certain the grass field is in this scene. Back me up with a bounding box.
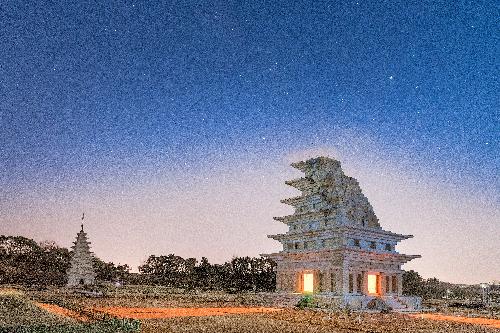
[0,289,75,327]
[2,286,499,332]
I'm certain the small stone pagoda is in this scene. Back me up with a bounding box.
[66,223,96,287]
[265,157,421,310]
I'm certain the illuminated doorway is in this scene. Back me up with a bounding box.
[367,274,379,295]
[303,273,314,293]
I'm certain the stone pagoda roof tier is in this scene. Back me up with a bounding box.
[273,209,333,224]
[280,194,324,206]
[343,247,422,264]
[262,247,420,265]
[268,224,412,243]
[284,177,315,191]
[290,157,342,174]
[337,225,413,241]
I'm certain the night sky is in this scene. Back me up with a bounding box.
[1,1,498,284]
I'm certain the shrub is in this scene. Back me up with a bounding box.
[296,295,315,309]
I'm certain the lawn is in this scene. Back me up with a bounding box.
[0,287,140,332]
[0,289,75,327]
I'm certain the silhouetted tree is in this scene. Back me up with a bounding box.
[193,257,213,290]
[39,241,71,286]
[93,258,131,283]
[0,236,70,286]
[403,270,424,296]
[424,277,447,299]
[138,254,196,287]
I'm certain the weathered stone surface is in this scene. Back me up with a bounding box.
[264,156,421,310]
[299,156,380,228]
[66,225,96,287]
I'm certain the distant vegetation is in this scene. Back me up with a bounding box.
[0,235,129,288]
[403,270,495,302]
[138,254,276,292]
[0,234,493,301]
[0,235,275,292]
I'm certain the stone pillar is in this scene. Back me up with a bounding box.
[397,274,403,296]
[288,272,295,292]
[314,270,321,292]
[330,270,338,294]
[342,267,350,294]
[362,271,368,295]
[296,271,303,293]
[381,274,387,296]
[324,271,331,293]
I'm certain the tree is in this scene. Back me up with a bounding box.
[403,270,424,297]
[138,254,196,287]
[93,258,131,283]
[424,277,447,299]
[39,241,71,286]
[0,236,70,286]
[193,257,213,290]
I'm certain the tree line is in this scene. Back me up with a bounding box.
[138,255,276,292]
[0,235,130,287]
[0,235,275,292]
[403,270,485,301]
[1,235,486,299]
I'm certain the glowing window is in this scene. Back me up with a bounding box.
[303,273,314,293]
[367,274,378,294]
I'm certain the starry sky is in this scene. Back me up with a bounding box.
[1,1,498,284]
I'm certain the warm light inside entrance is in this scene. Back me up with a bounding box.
[303,273,314,293]
[367,274,378,294]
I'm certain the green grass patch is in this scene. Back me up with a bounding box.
[0,293,74,327]
[0,290,140,332]
[0,319,140,333]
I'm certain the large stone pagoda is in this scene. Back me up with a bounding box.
[66,223,96,287]
[264,157,421,310]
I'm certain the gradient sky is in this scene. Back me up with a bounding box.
[1,1,498,284]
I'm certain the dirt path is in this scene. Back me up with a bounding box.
[34,302,89,322]
[94,306,283,319]
[409,313,500,329]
